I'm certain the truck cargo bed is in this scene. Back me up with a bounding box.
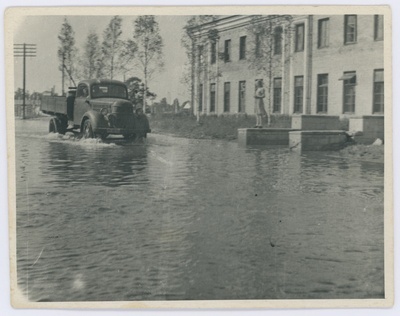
[41,96,67,115]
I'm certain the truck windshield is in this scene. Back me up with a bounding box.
[91,84,128,99]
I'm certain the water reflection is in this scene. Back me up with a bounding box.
[298,152,384,199]
[44,141,148,187]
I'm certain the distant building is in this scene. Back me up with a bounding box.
[188,15,384,117]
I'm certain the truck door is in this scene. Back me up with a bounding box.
[73,83,91,125]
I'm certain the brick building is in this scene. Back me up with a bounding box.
[188,14,384,118]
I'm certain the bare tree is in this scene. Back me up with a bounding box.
[58,17,78,94]
[119,39,138,81]
[82,30,103,79]
[133,15,164,110]
[102,16,123,80]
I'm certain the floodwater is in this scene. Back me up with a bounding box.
[14,117,384,302]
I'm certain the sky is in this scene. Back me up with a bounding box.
[13,15,190,103]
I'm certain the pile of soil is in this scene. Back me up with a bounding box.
[339,144,384,163]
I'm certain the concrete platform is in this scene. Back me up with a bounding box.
[238,128,296,146]
[291,115,341,130]
[349,115,384,144]
[289,130,349,151]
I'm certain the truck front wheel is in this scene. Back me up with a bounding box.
[82,119,94,139]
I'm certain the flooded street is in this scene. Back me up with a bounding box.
[14,117,384,302]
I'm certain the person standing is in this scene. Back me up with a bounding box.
[254,80,267,128]
[133,107,150,141]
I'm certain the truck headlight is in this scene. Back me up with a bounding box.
[100,108,109,116]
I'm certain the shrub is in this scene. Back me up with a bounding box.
[149,113,291,140]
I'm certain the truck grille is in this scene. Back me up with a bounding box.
[108,113,134,129]
[112,102,133,114]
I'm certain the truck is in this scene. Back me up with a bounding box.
[40,79,150,140]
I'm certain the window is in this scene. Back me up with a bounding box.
[224,39,231,62]
[274,27,282,55]
[317,74,329,113]
[255,33,262,57]
[239,36,246,60]
[295,24,305,52]
[198,84,203,112]
[198,45,204,70]
[210,41,217,64]
[224,82,230,112]
[76,84,89,98]
[210,83,216,113]
[273,78,282,113]
[238,81,246,113]
[374,15,384,41]
[318,18,329,48]
[341,71,356,113]
[91,84,127,99]
[373,69,384,113]
[294,76,304,113]
[344,15,357,44]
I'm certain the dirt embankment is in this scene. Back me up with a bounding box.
[339,144,384,163]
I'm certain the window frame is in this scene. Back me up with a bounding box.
[198,45,204,66]
[210,41,217,64]
[318,18,329,49]
[344,15,357,44]
[210,83,216,113]
[224,39,231,62]
[238,81,246,113]
[342,71,357,114]
[274,27,283,55]
[374,15,384,41]
[255,33,262,57]
[224,82,231,112]
[294,76,304,113]
[198,84,203,112]
[273,78,282,113]
[76,83,89,98]
[239,36,246,60]
[317,74,329,113]
[295,23,305,52]
[373,69,384,114]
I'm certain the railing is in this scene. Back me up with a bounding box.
[14,100,42,118]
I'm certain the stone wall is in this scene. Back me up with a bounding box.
[349,116,384,144]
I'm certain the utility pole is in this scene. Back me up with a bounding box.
[14,43,36,119]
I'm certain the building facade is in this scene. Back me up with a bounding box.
[189,14,384,117]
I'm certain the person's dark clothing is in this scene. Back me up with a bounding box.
[134,113,150,138]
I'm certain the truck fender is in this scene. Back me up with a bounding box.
[80,110,108,131]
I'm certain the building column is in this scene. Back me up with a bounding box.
[304,15,313,115]
[281,24,286,115]
[215,38,220,115]
[288,24,294,115]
